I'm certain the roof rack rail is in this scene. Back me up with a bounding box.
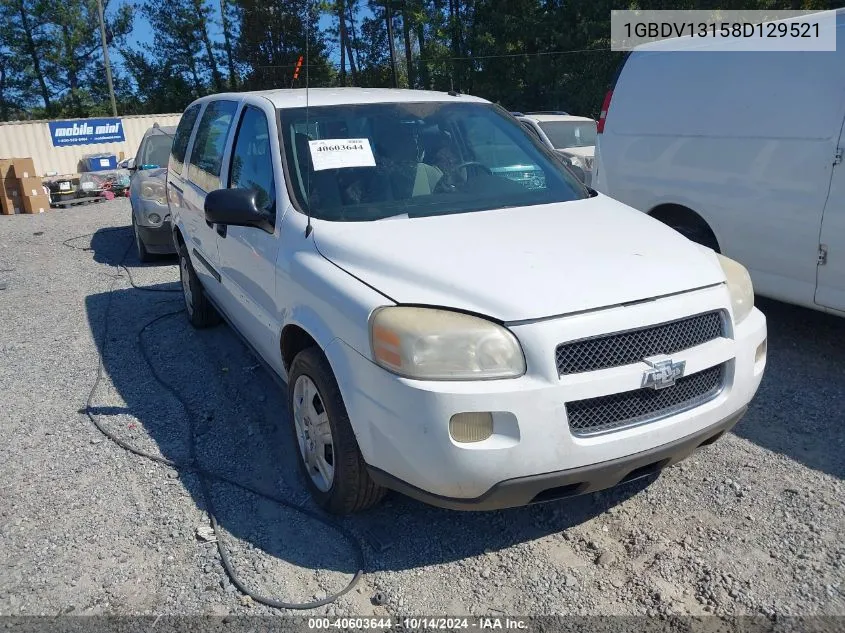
[525,110,569,115]
[509,111,525,116]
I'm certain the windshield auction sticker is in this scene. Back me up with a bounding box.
[308,138,376,171]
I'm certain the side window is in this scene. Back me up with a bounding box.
[169,104,201,175]
[187,100,239,192]
[229,106,276,215]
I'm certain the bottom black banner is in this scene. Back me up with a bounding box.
[0,616,842,633]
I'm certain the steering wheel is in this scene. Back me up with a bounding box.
[433,161,493,194]
[451,161,493,176]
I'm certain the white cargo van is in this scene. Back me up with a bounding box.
[594,10,845,315]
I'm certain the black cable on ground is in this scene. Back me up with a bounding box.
[63,227,182,294]
[67,230,366,610]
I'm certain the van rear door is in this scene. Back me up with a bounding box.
[815,117,845,312]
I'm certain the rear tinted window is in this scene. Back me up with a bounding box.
[188,100,239,192]
[538,121,597,149]
[169,104,201,175]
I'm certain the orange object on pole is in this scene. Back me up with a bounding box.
[293,55,304,80]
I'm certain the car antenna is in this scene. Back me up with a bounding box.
[304,0,313,238]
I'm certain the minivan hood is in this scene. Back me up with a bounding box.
[133,166,168,183]
[312,196,725,322]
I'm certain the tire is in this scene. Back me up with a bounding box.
[132,212,154,263]
[178,243,220,329]
[288,346,386,515]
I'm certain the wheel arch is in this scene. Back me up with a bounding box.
[280,323,320,373]
[647,203,721,253]
[171,223,186,252]
[279,306,340,373]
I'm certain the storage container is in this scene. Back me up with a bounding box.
[81,153,118,172]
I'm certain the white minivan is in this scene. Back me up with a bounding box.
[594,9,845,315]
[167,88,767,514]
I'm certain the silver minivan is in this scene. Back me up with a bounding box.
[128,124,178,261]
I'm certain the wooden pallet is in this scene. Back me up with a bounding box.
[50,196,106,209]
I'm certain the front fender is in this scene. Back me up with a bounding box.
[276,213,395,364]
[282,305,340,358]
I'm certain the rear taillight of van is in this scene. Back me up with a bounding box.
[597,53,630,134]
[597,90,613,134]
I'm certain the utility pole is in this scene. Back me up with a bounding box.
[96,0,118,117]
[385,0,398,88]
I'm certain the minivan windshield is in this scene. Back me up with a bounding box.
[279,102,588,221]
[538,120,597,149]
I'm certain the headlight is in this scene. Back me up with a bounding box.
[716,254,754,324]
[140,181,166,204]
[369,307,526,380]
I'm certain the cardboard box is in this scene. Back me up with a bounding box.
[22,194,50,214]
[0,158,15,180]
[0,177,20,199]
[1,196,22,215]
[9,157,36,179]
[18,177,47,198]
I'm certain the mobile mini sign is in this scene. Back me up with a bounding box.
[48,118,126,147]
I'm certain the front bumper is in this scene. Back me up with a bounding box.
[324,284,767,507]
[368,407,745,510]
[133,197,175,254]
[136,221,176,254]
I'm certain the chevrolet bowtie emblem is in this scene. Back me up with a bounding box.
[641,356,686,390]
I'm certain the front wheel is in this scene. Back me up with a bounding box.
[288,346,386,515]
[178,244,220,329]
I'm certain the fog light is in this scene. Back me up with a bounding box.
[756,338,767,363]
[148,212,162,224]
[449,412,493,443]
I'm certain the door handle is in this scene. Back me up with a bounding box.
[216,224,227,238]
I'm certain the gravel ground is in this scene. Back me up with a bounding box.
[0,199,843,622]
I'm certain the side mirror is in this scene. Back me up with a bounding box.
[126,158,136,170]
[205,188,274,233]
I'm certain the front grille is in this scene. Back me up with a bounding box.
[565,363,725,437]
[556,311,724,376]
